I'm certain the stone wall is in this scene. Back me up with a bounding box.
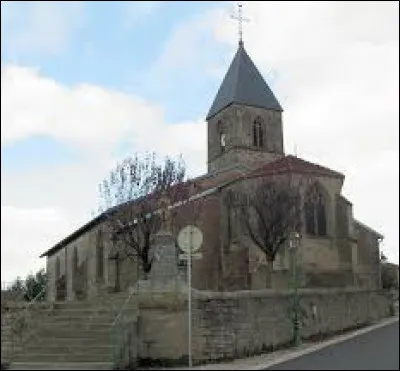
[137,288,392,364]
[354,223,381,289]
[46,222,139,302]
[218,173,351,290]
[1,301,53,364]
[208,104,284,173]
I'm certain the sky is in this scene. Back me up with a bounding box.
[1,1,399,283]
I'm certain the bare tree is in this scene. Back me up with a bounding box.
[98,152,187,278]
[235,177,303,288]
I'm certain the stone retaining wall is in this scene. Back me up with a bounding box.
[138,288,392,364]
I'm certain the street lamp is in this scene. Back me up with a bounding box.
[289,231,301,347]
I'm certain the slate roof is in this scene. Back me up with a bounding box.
[206,42,283,120]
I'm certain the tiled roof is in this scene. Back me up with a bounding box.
[248,155,345,179]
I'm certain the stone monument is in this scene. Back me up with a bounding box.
[134,193,186,294]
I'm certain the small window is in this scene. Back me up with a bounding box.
[218,120,226,150]
[253,117,264,148]
[259,126,264,147]
[220,133,226,149]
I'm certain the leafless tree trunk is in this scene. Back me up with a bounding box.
[234,177,303,288]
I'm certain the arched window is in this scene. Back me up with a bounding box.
[305,200,315,235]
[217,120,226,151]
[96,230,104,281]
[304,183,327,236]
[253,117,264,147]
[317,199,327,235]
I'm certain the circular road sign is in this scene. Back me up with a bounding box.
[177,225,203,253]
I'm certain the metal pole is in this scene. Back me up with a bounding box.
[293,244,300,346]
[291,234,301,347]
[188,227,193,368]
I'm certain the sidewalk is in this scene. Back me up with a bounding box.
[157,316,399,370]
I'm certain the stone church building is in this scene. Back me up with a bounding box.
[41,41,383,301]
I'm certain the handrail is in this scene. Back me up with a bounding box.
[22,285,47,316]
[112,288,136,327]
[110,288,138,368]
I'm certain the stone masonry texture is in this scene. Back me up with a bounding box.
[138,288,392,363]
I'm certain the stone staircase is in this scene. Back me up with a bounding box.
[4,292,138,370]
[2,312,23,366]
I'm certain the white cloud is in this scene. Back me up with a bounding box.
[1,1,84,57]
[1,65,207,171]
[1,65,161,152]
[1,206,73,283]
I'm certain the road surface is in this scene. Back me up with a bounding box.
[267,321,399,370]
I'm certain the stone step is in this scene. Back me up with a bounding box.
[22,345,114,356]
[10,362,113,370]
[13,352,113,363]
[35,328,113,338]
[38,319,116,327]
[51,304,136,315]
[1,345,24,354]
[39,316,136,327]
[40,320,114,328]
[53,299,134,307]
[52,297,132,309]
[46,310,137,321]
[21,338,114,347]
[2,340,26,348]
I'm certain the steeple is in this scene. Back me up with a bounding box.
[206,43,283,120]
[206,5,284,173]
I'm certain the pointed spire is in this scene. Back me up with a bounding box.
[206,43,283,120]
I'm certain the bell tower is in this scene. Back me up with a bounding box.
[207,42,284,173]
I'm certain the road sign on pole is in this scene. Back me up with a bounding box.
[177,225,203,253]
[177,225,203,369]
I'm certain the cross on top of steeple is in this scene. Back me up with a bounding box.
[231,2,249,46]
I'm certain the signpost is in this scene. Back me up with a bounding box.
[177,225,203,369]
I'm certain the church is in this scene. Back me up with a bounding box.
[40,38,383,302]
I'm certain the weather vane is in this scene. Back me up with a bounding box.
[231,2,250,45]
